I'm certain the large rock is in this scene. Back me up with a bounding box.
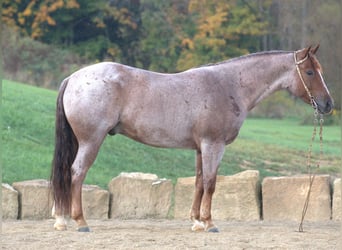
[174,170,261,221]
[174,176,194,219]
[2,183,19,219]
[82,184,109,219]
[332,178,341,220]
[262,175,331,221]
[108,172,173,219]
[12,179,53,219]
[12,180,110,220]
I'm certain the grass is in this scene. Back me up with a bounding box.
[2,80,341,189]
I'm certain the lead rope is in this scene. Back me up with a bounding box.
[298,105,324,232]
[294,51,325,232]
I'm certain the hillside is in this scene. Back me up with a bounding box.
[2,80,340,188]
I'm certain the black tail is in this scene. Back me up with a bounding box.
[50,78,78,215]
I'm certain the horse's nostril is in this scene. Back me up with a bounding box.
[325,99,333,113]
[317,99,333,114]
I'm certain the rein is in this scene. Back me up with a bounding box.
[298,109,324,232]
[294,51,324,232]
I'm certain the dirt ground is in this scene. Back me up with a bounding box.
[1,219,340,250]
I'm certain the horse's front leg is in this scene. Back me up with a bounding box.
[190,150,205,231]
[199,140,225,232]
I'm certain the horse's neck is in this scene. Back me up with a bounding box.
[218,52,294,111]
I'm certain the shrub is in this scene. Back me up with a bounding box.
[300,109,340,126]
[2,25,87,89]
[249,91,298,119]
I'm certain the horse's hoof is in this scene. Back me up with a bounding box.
[54,224,67,231]
[77,227,90,232]
[54,216,67,231]
[191,220,205,232]
[207,227,219,233]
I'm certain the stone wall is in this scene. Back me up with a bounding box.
[174,170,260,221]
[262,175,331,221]
[2,172,341,222]
[2,183,18,219]
[2,180,109,220]
[12,179,53,219]
[332,178,341,220]
[82,185,110,219]
[108,172,173,219]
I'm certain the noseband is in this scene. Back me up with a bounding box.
[294,52,318,110]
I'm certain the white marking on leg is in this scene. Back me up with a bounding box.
[54,215,67,231]
[191,220,205,232]
[51,202,56,217]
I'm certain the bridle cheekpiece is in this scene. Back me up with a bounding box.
[294,52,318,110]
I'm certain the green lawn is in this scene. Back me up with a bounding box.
[2,80,341,189]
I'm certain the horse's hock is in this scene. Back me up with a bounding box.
[174,170,261,221]
[108,172,173,219]
[262,175,332,221]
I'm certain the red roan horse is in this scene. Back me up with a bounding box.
[51,45,333,232]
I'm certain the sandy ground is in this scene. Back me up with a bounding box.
[1,219,341,249]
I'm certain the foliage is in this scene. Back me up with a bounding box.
[177,0,270,70]
[2,0,141,63]
[137,0,186,72]
[2,0,341,113]
[2,0,79,39]
[2,80,340,188]
[250,91,299,119]
[1,25,85,88]
[36,0,142,64]
[300,109,341,126]
[272,0,341,110]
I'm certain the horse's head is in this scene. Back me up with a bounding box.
[292,45,333,114]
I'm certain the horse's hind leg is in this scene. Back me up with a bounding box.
[70,139,105,232]
[52,205,68,231]
[53,139,104,232]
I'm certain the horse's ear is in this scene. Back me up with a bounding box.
[305,46,312,56]
[311,44,320,54]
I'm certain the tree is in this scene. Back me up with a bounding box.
[176,0,270,70]
[137,0,190,72]
[271,0,341,110]
[2,0,80,39]
[2,0,340,112]
[40,0,142,64]
[2,0,142,64]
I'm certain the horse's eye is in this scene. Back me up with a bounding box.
[306,70,314,76]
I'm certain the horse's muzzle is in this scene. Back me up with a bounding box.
[316,98,334,114]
